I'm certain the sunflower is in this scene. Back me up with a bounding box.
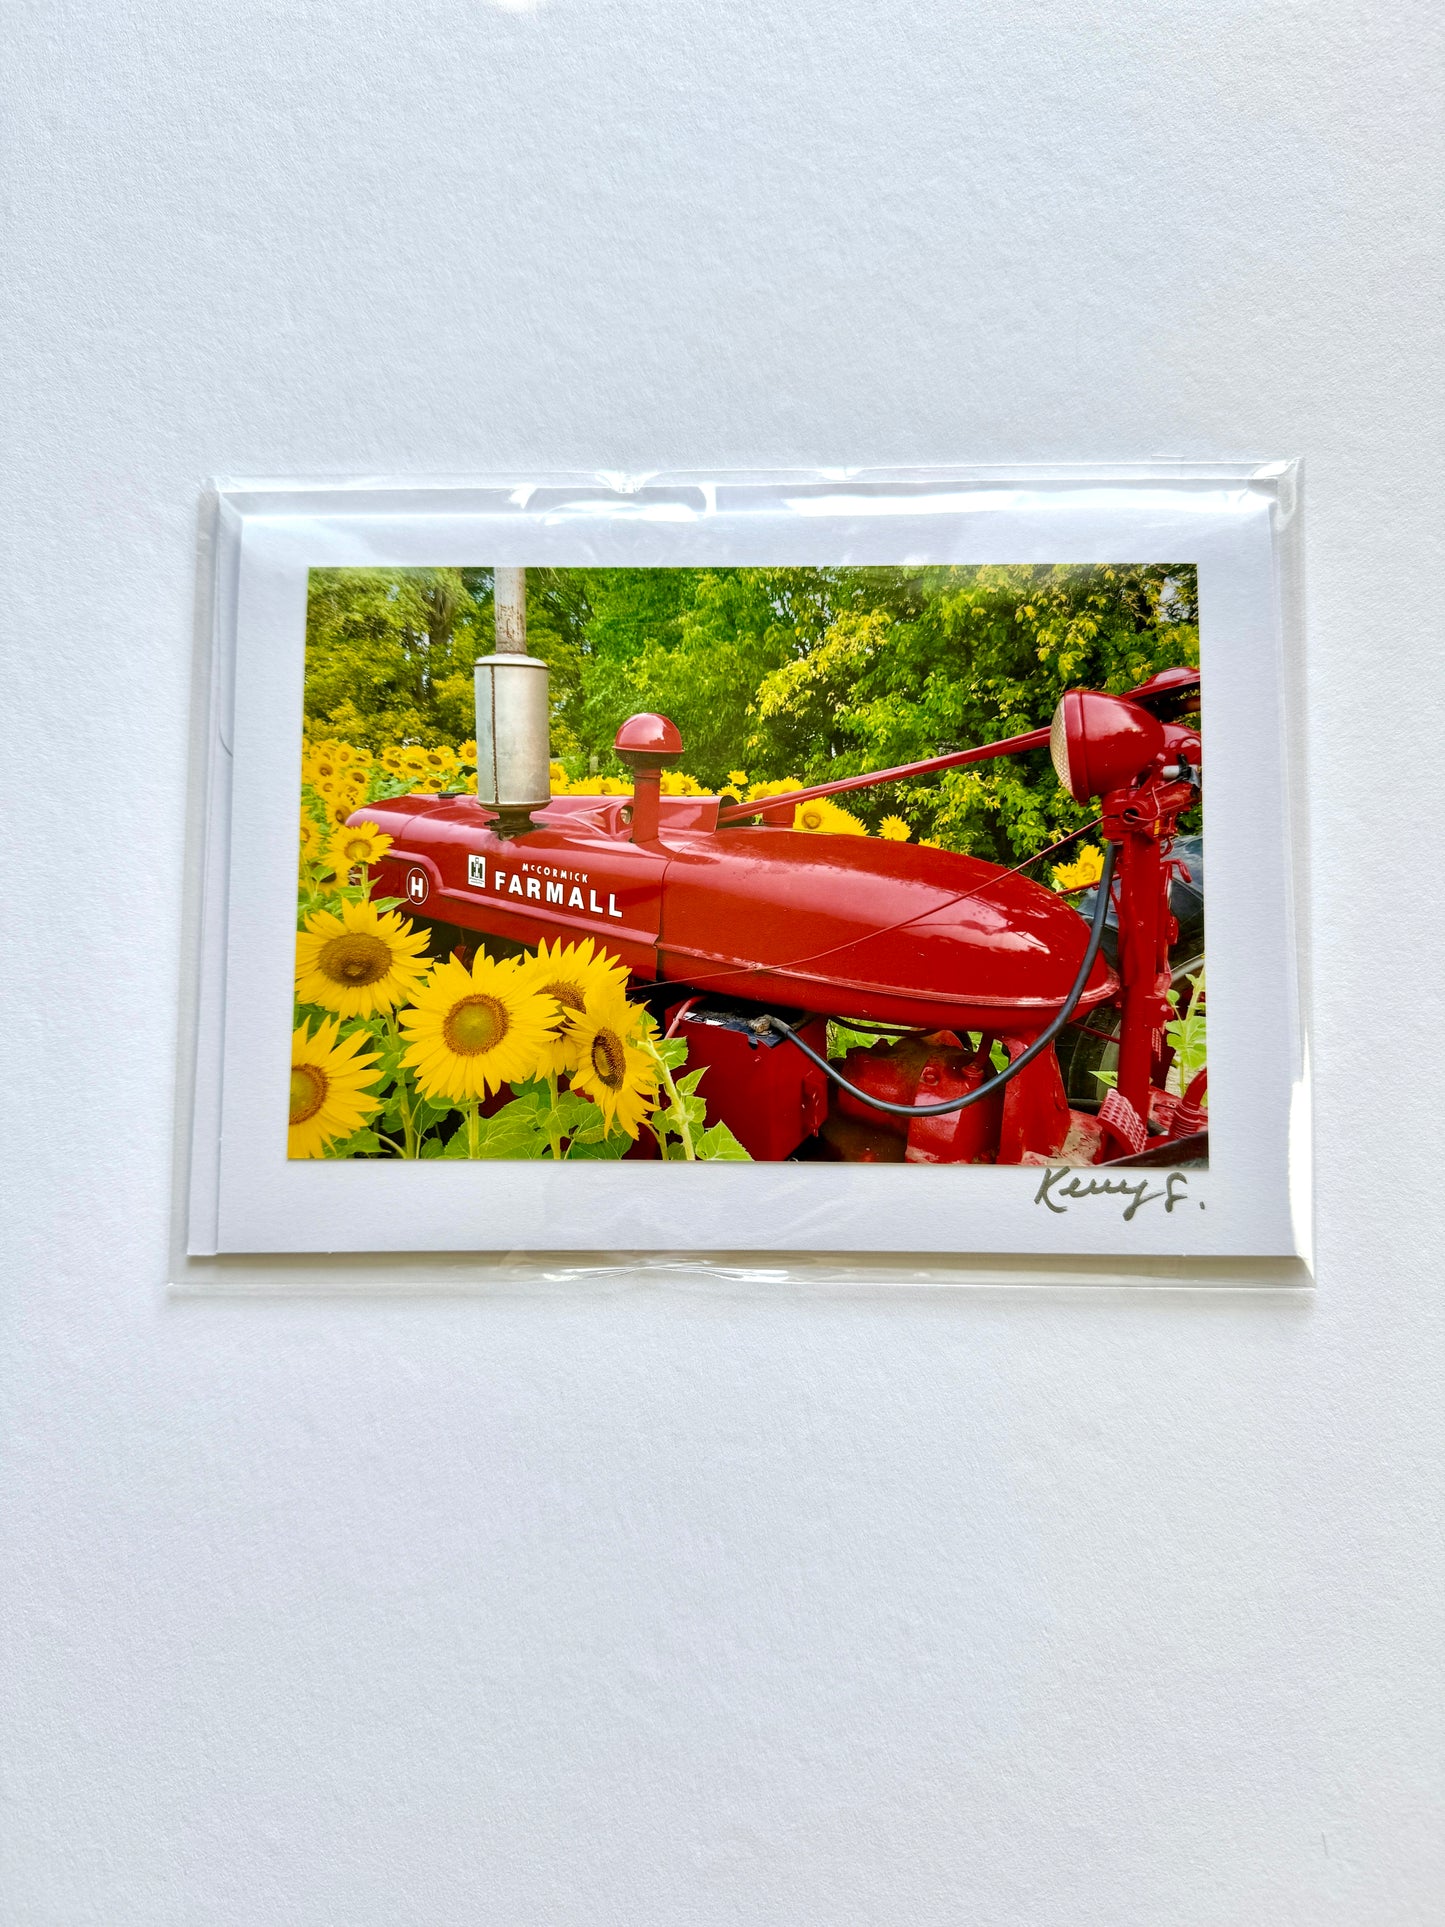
[295,899,430,1017]
[399,953,561,1102]
[307,752,340,782]
[568,986,658,1139]
[329,821,393,872]
[549,760,570,790]
[515,938,631,1075]
[399,747,429,775]
[420,744,459,779]
[331,743,361,769]
[458,740,478,766]
[660,770,704,796]
[298,815,324,863]
[727,769,748,788]
[1052,843,1106,893]
[747,777,802,801]
[878,815,912,842]
[380,746,406,774]
[288,1017,383,1158]
[793,796,867,836]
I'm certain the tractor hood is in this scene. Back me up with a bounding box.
[353,794,1117,1035]
[655,826,1117,1031]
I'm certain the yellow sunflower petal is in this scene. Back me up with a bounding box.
[514,938,631,1077]
[397,953,562,1101]
[295,897,430,1018]
[567,985,658,1139]
[288,1016,382,1158]
[1052,843,1105,892]
[792,796,867,836]
[328,821,393,872]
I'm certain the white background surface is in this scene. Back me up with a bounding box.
[3,3,1441,1921]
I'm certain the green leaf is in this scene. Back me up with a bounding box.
[1164,967,1207,1092]
[566,1125,633,1159]
[476,1118,551,1159]
[553,1089,605,1131]
[695,1122,751,1160]
[659,1093,707,1135]
[828,1022,886,1059]
[440,1106,549,1159]
[548,1091,609,1143]
[410,1095,456,1133]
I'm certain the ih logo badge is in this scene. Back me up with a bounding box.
[405,866,429,905]
[467,854,486,887]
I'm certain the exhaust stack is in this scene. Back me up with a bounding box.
[475,567,550,834]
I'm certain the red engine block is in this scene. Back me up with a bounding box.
[822,1030,1106,1166]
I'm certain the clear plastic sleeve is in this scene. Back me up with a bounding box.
[173,465,1308,1294]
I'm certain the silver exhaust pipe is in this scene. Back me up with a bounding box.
[475,567,550,832]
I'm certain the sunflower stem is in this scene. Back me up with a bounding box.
[384,1010,419,1158]
[544,1072,564,1158]
[641,1035,694,1161]
[465,1098,480,1158]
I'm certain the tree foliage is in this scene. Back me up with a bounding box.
[305,563,1198,863]
[304,568,494,748]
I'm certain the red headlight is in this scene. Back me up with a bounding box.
[1049,690,1166,803]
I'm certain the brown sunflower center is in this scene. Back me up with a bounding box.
[543,977,586,1015]
[590,1027,626,1090]
[443,993,509,1056]
[801,808,824,829]
[289,1063,327,1124]
[317,932,392,986]
[341,836,372,862]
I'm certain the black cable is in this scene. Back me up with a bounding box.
[761,841,1119,1119]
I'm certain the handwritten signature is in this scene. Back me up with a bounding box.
[1033,1168,1200,1222]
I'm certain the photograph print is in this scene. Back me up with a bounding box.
[289,563,1206,1172]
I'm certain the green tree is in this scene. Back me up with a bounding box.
[304,562,1197,863]
[747,564,1197,860]
[304,568,490,747]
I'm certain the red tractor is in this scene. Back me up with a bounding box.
[353,656,1205,1167]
